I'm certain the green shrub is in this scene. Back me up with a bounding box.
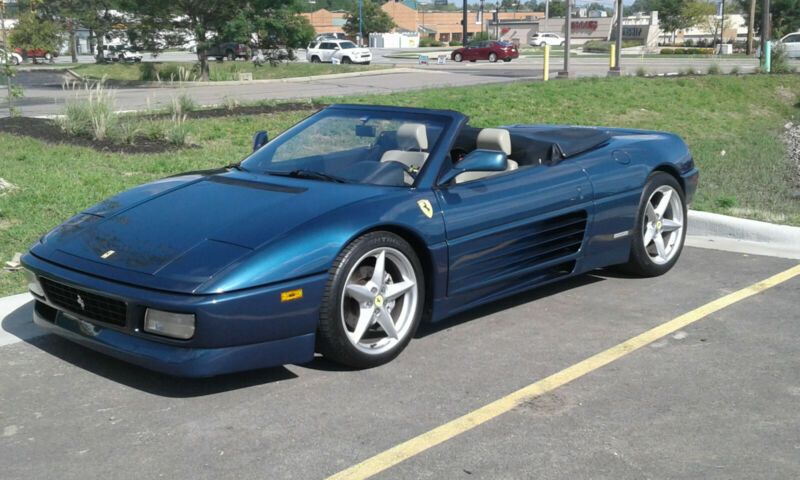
[139,62,158,81]
[660,48,674,54]
[419,37,444,48]
[59,79,117,141]
[167,91,196,114]
[707,64,721,75]
[449,40,461,47]
[635,66,647,77]
[729,65,740,75]
[770,44,793,74]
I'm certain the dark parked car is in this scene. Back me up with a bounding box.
[206,42,251,61]
[22,104,698,377]
[451,40,519,63]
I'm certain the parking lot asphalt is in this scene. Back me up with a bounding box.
[1,247,798,480]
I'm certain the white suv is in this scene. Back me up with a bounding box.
[529,33,565,47]
[778,32,800,58]
[306,39,372,65]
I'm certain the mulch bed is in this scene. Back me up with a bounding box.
[0,102,324,154]
[0,116,179,154]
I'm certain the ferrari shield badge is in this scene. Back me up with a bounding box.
[417,199,433,219]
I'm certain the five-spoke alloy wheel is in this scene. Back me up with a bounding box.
[318,232,424,368]
[623,172,687,276]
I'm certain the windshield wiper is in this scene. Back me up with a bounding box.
[268,169,349,184]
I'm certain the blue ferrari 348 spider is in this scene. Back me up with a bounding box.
[22,104,699,377]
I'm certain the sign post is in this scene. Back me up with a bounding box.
[543,44,550,81]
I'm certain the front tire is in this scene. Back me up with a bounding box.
[317,232,425,368]
[623,172,687,277]
[341,56,352,64]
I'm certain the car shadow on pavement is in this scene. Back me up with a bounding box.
[2,301,298,398]
[415,272,606,339]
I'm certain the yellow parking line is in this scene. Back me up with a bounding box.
[328,264,800,480]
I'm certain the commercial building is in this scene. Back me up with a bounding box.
[489,11,662,47]
[302,2,544,44]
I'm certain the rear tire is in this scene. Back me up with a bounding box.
[489,52,498,62]
[227,50,235,61]
[503,57,512,62]
[454,52,463,62]
[311,56,321,63]
[622,172,687,277]
[317,232,424,368]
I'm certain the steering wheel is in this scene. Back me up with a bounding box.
[386,161,419,179]
[450,148,468,163]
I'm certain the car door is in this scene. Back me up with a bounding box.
[436,162,594,300]
[320,42,335,61]
[783,34,800,58]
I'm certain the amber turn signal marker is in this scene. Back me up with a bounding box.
[280,289,303,302]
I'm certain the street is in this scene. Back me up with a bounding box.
[1,247,799,479]
[3,51,787,118]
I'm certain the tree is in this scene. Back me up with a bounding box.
[547,0,567,17]
[343,0,395,41]
[736,0,800,37]
[658,0,714,39]
[8,11,63,55]
[126,0,314,81]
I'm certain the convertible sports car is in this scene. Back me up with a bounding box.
[22,104,699,377]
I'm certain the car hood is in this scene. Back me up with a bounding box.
[339,48,371,55]
[31,171,387,293]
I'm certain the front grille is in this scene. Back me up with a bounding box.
[40,278,127,327]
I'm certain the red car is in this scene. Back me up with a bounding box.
[451,40,519,63]
[14,47,57,63]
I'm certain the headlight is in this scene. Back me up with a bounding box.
[23,268,45,297]
[144,309,195,340]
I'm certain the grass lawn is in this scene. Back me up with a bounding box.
[1,74,798,296]
[71,61,389,82]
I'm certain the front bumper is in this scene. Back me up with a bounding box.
[22,253,325,377]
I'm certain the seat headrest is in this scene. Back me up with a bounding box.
[477,128,511,155]
[396,123,428,151]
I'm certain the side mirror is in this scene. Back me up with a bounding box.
[252,130,268,152]
[439,149,508,185]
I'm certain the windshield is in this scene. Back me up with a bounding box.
[339,41,357,49]
[240,108,450,187]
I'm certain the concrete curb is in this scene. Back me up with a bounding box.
[69,66,426,89]
[687,210,800,259]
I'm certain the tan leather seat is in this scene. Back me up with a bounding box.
[380,123,429,169]
[455,128,518,184]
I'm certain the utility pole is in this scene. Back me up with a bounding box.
[462,0,468,45]
[746,0,756,55]
[358,0,363,46]
[719,0,726,47]
[608,0,623,76]
[558,0,572,78]
[761,0,770,67]
[545,0,549,21]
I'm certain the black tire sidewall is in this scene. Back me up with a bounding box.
[317,231,425,368]
[627,172,687,277]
